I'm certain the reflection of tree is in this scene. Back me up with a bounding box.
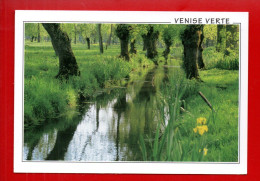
[116,67,159,160]
[24,100,90,161]
[113,93,127,161]
[46,125,78,160]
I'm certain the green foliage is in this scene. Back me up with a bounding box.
[203,47,239,70]
[203,25,217,45]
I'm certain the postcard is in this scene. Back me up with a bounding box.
[14,10,248,174]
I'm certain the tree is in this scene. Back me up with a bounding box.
[142,25,159,63]
[37,23,41,42]
[216,25,226,53]
[42,23,80,79]
[161,25,185,61]
[130,39,137,54]
[115,24,131,61]
[181,25,203,79]
[198,26,205,69]
[97,24,104,54]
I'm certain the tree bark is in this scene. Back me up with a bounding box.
[181,25,203,79]
[97,24,104,54]
[143,26,159,64]
[115,24,130,61]
[198,27,205,69]
[142,35,147,51]
[86,37,90,49]
[216,25,226,53]
[162,35,172,61]
[42,23,80,79]
[37,23,41,42]
[130,39,137,54]
[31,36,34,42]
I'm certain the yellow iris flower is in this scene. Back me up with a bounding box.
[197,117,207,125]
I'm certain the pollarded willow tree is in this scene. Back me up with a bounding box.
[181,25,204,79]
[115,24,131,61]
[42,23,80,79]
[162,25,186,63]
[142,25,159,62]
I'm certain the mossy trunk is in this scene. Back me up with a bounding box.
[163,39,172,61]
[142,26,159,65]
[216,25,226,53]
[198,29,205,69]
[115,24,130,61]
[86,37,90,49]
[181,25,203,79]
[98,24,104,54]
[119,38,130,61]
[145,26,159,60]
[130,39,137,54]
[42,23,80,79]
[142,35,147,51]
[37,23,41,42]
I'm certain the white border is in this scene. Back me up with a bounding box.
[14,10,248,174]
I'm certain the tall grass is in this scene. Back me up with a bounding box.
[24,42,154,130]
[203,47,239,70]
[139,68,238,162]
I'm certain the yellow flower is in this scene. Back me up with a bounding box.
[193,127,198,133]
[197,125,208,135]
[197,117,207,125]
[203,148,208,155]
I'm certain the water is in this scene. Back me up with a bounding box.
[24,65,179,161]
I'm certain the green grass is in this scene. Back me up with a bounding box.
[24,41,154,130]
[140,68,239,162]
[25,41,239,162]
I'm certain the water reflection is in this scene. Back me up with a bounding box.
[24,65,178,161]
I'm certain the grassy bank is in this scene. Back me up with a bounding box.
[140,68,239,162]
[24,42,154,129]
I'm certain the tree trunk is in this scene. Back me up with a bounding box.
[163,36,172,61]
[97,24,104,54]
[37,23,41,42]
[144,26,159,64]
[42,23,80,79]
[142,35,147,51]
[86,37,90,49]
[198,27,205,69]
[216,25,226,53]
[31,36,34,42]
[130,39,137,54]
[115,24,130,61]
[181,25,203,79]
